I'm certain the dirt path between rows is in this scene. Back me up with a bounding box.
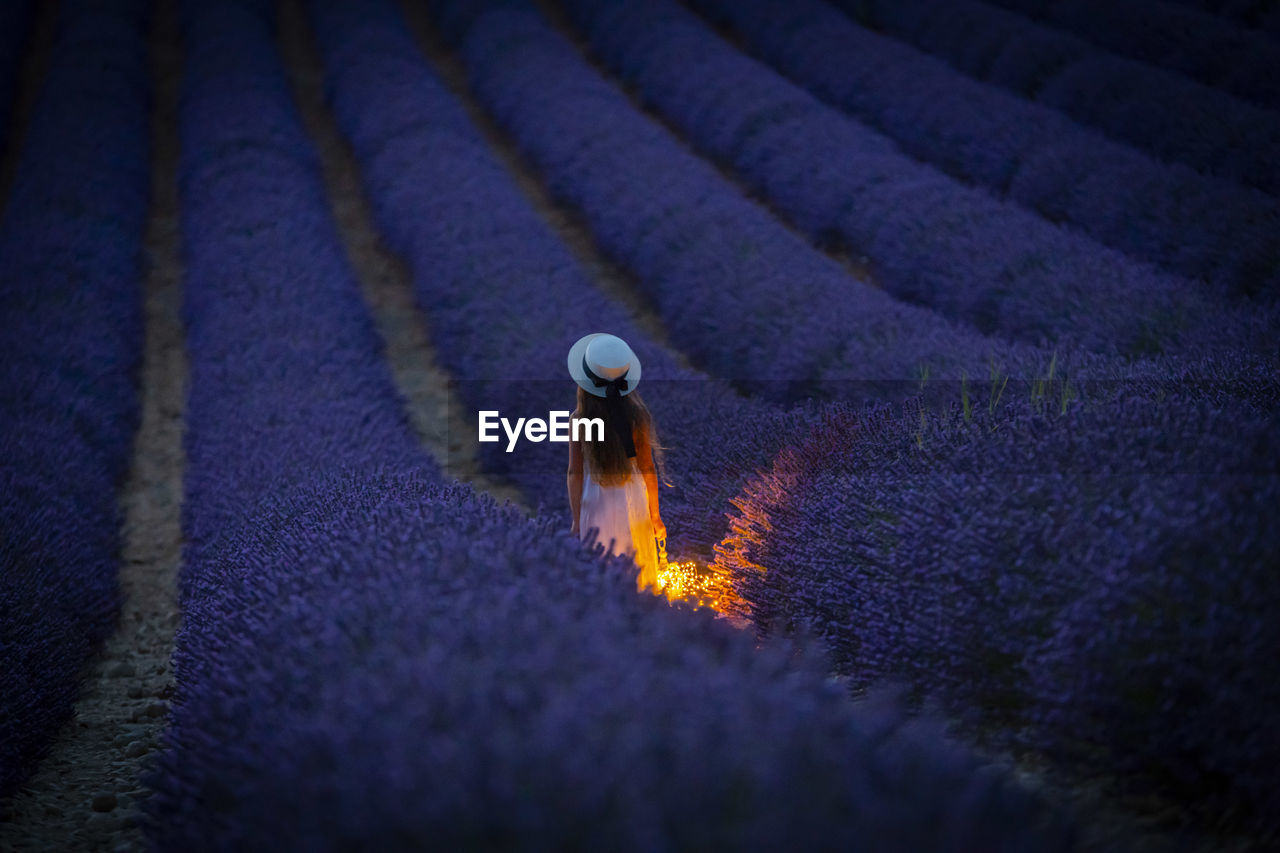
[0,1,186,850]
[279,0,528,508]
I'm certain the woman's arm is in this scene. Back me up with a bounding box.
[635,427,665,541]
[567,427,583,535]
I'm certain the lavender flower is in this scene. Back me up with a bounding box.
[429,0,1081,390]
[683,0,1280,298]
[838,0,1280,213]
[146,473,1084,851]
[713,357,1280,836]
[172,0,433,589]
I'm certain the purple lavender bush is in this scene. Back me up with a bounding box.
[428,0,1080,393]
[713,354,1280,837]
[684,0,1280,300]
[1025,478,1280,839]
[564,0,1279,348]
[173,0,432,594]
[983,0,1280,112]
[145,472,1087,851]
[0,0,151,798]
[837,0,1280,213]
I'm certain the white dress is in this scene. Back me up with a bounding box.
[579,457,659,593]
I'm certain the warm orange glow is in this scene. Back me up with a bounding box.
[672,433,822,626]
[655,556,746,624]
[653,414,863,627]
[656,559,711,601]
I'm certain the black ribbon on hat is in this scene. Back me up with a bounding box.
[582,356,636,458]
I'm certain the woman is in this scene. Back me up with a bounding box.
[566,333,667,593]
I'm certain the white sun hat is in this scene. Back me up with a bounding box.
[567,332,642,398]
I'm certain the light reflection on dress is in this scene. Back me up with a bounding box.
[579,457,659,593]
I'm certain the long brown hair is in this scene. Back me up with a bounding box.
[572,386,668,487]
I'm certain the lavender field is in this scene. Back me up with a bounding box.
[1,0,1277,850]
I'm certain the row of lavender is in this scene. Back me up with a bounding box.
[170,0,428,574]
[681,0,1280,300]
[495,0,1271,356]
[155,466,1086,850]
[143,1,1083,846]
[0,0,151,798]
[981,0,1280,111]
[563,0,1280,348]
[839,0,1280,205]
[712,377,1280,838]
[428,0,1129,395]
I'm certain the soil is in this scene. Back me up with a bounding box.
[277,0,529,509]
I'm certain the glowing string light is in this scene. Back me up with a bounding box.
[653,536,743,618]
